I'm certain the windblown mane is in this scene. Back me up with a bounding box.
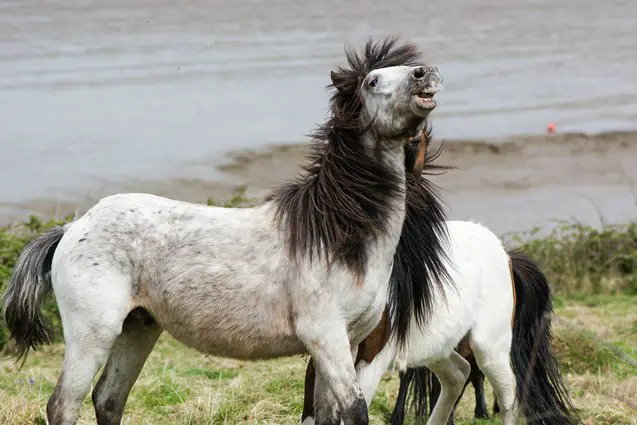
[266,36,426,277]
[390,130,454,349]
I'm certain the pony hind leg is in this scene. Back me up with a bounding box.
[92,308,162,425]
[425,352,471,425]
[47,273,133,425]
[355,341,395,407]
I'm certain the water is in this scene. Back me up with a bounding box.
[1,0,636,220]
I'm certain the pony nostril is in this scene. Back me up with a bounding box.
[413,67,425,79]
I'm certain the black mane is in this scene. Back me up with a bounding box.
[390,132,454,349]
[266,36,425,277]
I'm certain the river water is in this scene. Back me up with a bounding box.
[1,0,636,226]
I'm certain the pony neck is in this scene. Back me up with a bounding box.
[265,128,408,276]
[361,133,407,180]
[361,132,408,253]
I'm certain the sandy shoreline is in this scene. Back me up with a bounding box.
[3,130,637,235]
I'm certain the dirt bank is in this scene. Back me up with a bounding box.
[3,131,637,235]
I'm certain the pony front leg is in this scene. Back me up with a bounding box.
[312,344,361,425]
[355,341,396,406]
[425,352,471,425]
[314,364,343,424]
[297,319,368,425]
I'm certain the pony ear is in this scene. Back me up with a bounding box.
[330,71,348,92]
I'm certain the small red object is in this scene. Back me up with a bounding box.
[547,122,556,133]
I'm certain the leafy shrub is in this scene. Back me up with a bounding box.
[511,221,637,295]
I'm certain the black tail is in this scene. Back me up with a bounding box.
[1,226,65,365]
[509,249,579,425]
[390,367,431,425]
[393,362,487,425]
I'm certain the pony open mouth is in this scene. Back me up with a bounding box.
[412,92,437,110]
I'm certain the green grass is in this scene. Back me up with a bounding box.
[185,368,239,381]
[0,294,634,424]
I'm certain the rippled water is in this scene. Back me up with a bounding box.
[1,0,636,207]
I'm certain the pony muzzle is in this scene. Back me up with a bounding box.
[411,66,443,112]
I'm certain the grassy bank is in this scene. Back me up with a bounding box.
[1,189,636,424]
[0,294,634,425]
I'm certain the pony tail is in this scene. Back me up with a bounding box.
[2,226,65,366]
[508,249,580,425]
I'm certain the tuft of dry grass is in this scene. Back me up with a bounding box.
[1,295,635,425]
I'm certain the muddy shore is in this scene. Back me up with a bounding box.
[3,131,637,236]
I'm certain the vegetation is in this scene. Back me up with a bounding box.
[510,221,637,295]
[0,294,634,425]
[1,188,635,424]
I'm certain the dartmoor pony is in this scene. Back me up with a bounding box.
[2,37,445,425]
[302,162,578,425]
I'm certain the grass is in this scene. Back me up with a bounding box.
[0,294,634,425]
[1,188,636,423]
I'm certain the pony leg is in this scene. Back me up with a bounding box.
[47,274,132,425]
[429,372,441,415]
[429,366,467,425]
[92,308,162,425]
[429,373,456,425]
[389,369,414,425]
[425,352,470,425]
[472,348,518,425]
[467,356,489,419]
[297,320,367,425]
[314,363,342,424]
[313,344,362,425]
[356,341,395,406]
[445,368,473,425]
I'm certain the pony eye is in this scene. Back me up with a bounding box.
[367,75,378,89]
